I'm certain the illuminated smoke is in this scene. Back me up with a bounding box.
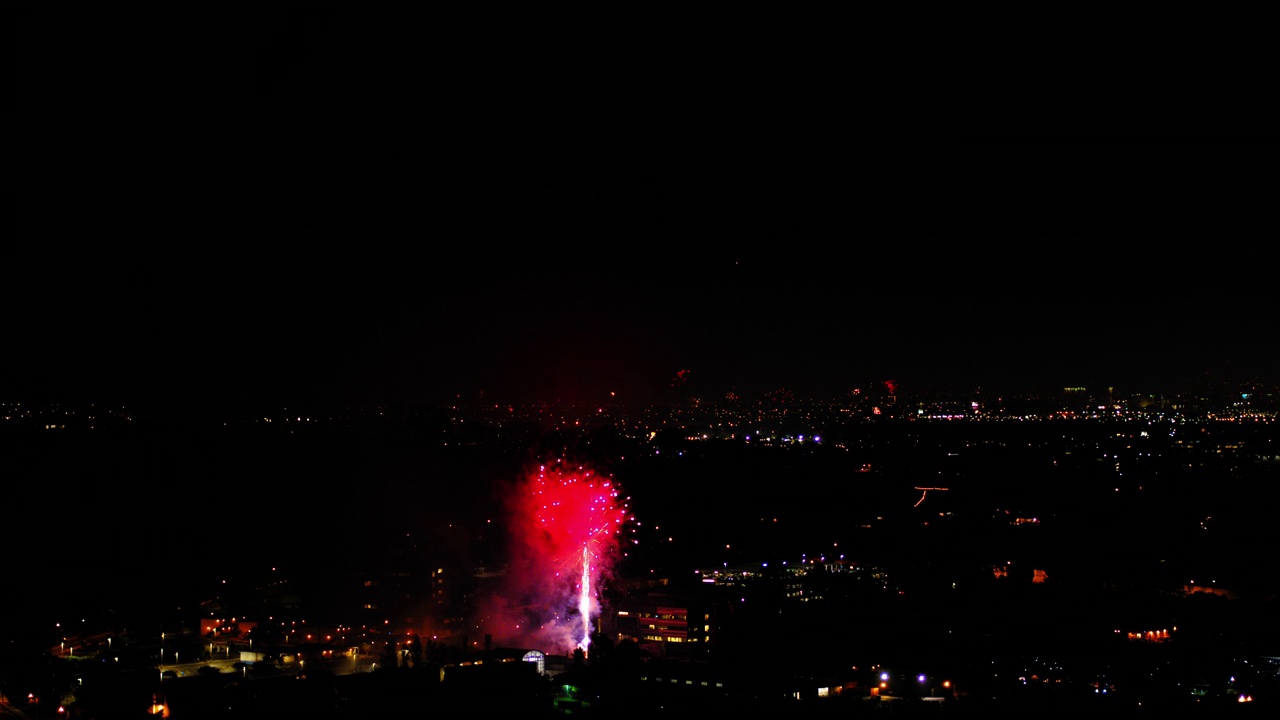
[485,459,631,656]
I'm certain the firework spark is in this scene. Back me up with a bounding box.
[486,459,631,656]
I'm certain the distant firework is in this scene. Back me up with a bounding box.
[495,460,632,656]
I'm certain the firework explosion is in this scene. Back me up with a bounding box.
[483,460,632,656]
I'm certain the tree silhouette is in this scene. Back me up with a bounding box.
[408,633,423,668]
[378,641,397,670]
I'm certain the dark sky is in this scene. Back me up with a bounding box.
[5,0,1275,411]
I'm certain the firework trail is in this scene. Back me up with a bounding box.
[486,459,631,656]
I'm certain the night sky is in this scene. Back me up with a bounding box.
[6,0,1275,412]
